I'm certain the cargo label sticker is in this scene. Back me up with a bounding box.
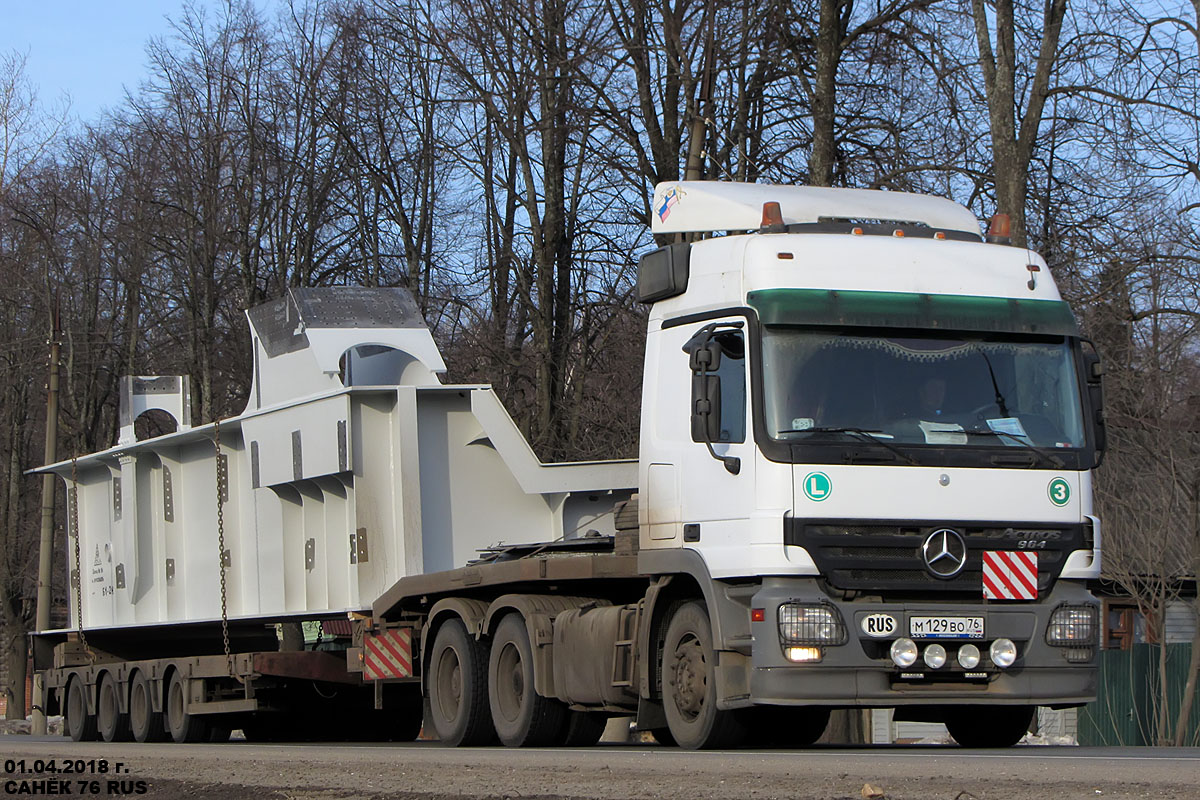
[802,472,831,502]
[1047,477,1070,506]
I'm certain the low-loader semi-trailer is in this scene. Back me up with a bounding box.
[33,181,1105,749]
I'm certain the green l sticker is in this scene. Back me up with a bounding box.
[803,472,832,502]
[1048,477,1070,506]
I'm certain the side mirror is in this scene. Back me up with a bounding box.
[683,323,744,475]
[691,375,723,443]
[1083,349,1106,466]
[688,340,722,372]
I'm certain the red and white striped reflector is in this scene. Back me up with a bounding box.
[363,628,413,680]
[982,551,1038,600]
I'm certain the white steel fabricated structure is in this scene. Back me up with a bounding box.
[36,182,1104,751]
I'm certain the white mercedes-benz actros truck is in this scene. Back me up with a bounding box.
[35,181,1103,750]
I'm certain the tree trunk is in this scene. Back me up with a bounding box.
[809,0,846,186]
[1174,605,1200,746]
[971,0,1067,248]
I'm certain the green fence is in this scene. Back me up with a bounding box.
[1078,643,1200,746]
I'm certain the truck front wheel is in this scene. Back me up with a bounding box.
[945,705,1035,747]
[488,614,567,747]
[428,618,494,746]
[662,601,746,750]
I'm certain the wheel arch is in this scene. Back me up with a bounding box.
[636,550,754,707]
[419,597,488,696]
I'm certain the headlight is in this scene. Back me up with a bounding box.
[990,638,1018,668]
[1046,605,1097,646]
[957,644,981,669]
[890,638,918,667]
[778,603,847,645]
[923,643,947,669]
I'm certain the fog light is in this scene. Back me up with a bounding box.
[990,638,1017,668]
[957,644,981,669]
[923,643,947,669]
[778,603,847,645]
[785,646,823,663]
[1047,605,1098,646]
[1062,647,1093,663]
[890,638,918,667]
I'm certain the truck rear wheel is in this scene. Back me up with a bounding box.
[65,676,98,742]
[97,673,132,742]
[487,614,567,747]
[428,618,494,746]
[662,601,746,750]
[945,705,1034,747]
[129,671,167,742]
[166,672,210,743]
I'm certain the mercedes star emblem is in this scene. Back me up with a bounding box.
[921,528,967,579]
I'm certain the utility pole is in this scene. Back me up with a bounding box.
[31,301,61,735]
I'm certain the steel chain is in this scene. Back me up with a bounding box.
[214,419,238,680]
[69,455,92,661]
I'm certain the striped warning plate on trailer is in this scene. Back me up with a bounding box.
[363,628,413,680]
[983,551,1038,600]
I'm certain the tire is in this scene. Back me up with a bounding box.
[946,705,1035,748]
[488,614,568,747]
[208,725,232,742]
[65,676,98,742]
[661,601,747,750]
[97,673,132,742]
[560,712,607,747]
[166,672,210,743]
[129,671,167,743]
[742,706,830,748]
[427,618,494,746]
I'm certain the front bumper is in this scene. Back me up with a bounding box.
[747,577,1098,707]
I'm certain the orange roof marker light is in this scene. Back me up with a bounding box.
[760,201,786,233]
[986,213,1012,245]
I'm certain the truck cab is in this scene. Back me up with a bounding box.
[635,181,1103,746]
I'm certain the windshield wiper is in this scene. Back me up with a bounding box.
[961,427,1064,468]
[973,344,1011,418]
[779,426,919,465]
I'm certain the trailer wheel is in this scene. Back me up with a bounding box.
[166,672,210,743]
[661,601,746,750]
[945,705,1034,748]
[487,614,567,747]
[97,673,132,742]
[427,618,493,746]
[65,676,98,742]
[129,671,167,743]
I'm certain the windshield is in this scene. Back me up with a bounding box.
[762,329,1086,450]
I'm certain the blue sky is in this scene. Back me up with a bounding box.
[0,2,205,122]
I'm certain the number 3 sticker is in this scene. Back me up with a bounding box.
[1047,477,1070,506]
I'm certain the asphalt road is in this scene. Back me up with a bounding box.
[3,737,1199,800]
